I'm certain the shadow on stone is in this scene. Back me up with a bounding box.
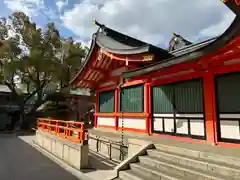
[0,134,79,180]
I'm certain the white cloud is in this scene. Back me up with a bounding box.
[3,0,236,48]
[74,38,91,47]
[61,0,235,46]
[4,0,47,56]
[200,11,235,37]
[56,0,68,12]
[4,0,44,17]
[61,2,99,39]
[4,0,60,27]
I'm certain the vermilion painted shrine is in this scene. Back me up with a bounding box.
[71,0,240,148]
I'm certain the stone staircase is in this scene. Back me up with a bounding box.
[115,143,240,180]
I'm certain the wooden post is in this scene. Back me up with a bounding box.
[203,71,218,145]
[145,82,152,134]
[94,91,100,128]
[115,87,119,130]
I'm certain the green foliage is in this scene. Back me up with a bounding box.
[0,11,88,118]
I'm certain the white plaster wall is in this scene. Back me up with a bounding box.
[118,117,146,130]
[164,118,175,132]
[153,114,174,132]
[220,120,240,140]
[153,114,205,136]
[190,119,205,136]
[97,117,115,126]
[176,119,188,134]
[153,117,163,131]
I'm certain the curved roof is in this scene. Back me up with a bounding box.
[95,24,171,57]
[123,0,240,79]
[70,22,172,85]
[96,33,150,54]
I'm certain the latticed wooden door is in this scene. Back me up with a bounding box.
[99,90,115,113]
[152,79,205,139]
[120,85,144,113]
[215,72,240,142]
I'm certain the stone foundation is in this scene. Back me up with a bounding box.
[35,130,89,170]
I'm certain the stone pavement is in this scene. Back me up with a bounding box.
[19,133,117,180]
[0,133,82,180]
[81,150,117,180]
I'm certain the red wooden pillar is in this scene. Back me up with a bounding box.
[115,87,119,130]
[145,82,152,134]
[203,71,218,144]
[94,91,100,128]
[148,83,152,134]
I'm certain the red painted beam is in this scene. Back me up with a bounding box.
[96,76,120,87]
[210,52,240,67]
[109,76,120,82]
[78,79,96,87]
[122,79,147,87]
[90,66,108,74]
[102,50,154,62]
[131,61,199,81]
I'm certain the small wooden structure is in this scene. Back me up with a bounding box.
[37,93,95,122]
[0,84,21,130]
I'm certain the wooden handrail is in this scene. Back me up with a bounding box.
[37,118,88,144]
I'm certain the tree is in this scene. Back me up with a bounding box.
[0,12,88,129]
[56,37,87,89]
[0,16,22,96]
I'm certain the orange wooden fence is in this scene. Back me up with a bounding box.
[37,118,88,143]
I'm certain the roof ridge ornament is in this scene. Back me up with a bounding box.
[93,19,105,28]
[168,32,193,51]
[93,19,107,34]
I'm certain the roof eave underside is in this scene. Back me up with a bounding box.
[70,32,172,85]
[70,38,96,85]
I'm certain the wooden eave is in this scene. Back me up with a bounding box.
[72,43,157,89]
[70,21,174,89]
[70,34,161,89]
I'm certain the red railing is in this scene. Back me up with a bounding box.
[37,118,88,144]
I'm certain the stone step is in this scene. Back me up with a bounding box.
[147,149,240,179]
[119,169,148,180]
[138,155,229,180]
[154,144,240,167]
[130,162,185,180]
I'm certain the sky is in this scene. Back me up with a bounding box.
[1,0,236,49]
